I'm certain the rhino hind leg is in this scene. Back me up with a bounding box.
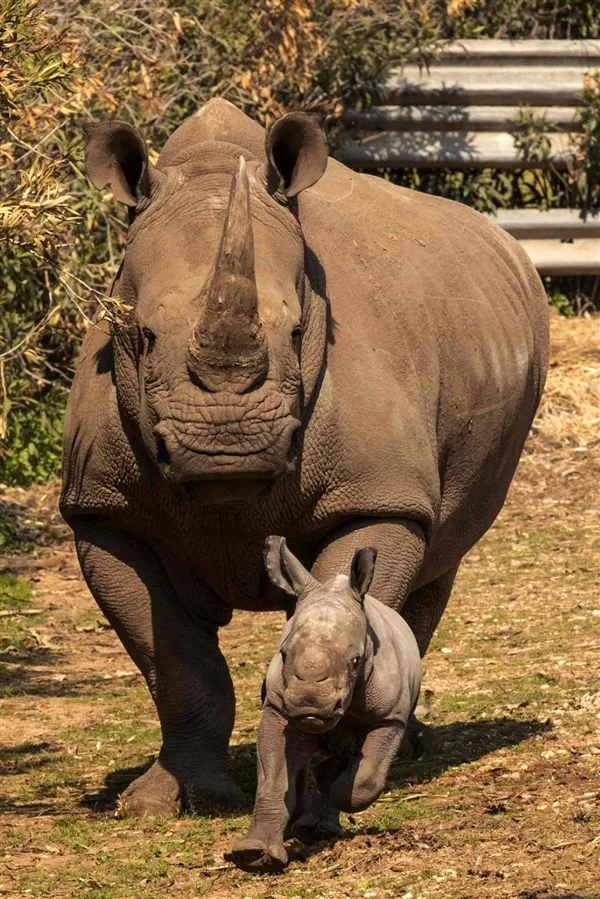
[397,566,459,761]
[399,566,459,658]
[73,518,245,817]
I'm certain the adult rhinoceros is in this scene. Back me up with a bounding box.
[61,99,548,816]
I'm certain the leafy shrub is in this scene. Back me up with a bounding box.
[1,0,599,488]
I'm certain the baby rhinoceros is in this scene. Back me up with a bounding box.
[229,536,422,872]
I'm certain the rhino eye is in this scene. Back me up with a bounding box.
[352,656,360,669]
[141,327,156,354]
[291,324,302,353]
[280,649,287,663]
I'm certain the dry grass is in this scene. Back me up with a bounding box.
[532,311,600,454]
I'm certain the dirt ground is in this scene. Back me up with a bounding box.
[1,312,599,899]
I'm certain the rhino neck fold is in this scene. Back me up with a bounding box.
[298,268,328,415]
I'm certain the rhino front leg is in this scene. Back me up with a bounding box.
[317,724,405,813]
[74,517,244,816]
[311,518,426,612]
[228,705,317,872]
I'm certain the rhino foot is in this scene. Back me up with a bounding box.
[227,836,288,873]
[294,809,345,839]
[117,758,246,818]
[185,770,247,813]
[117,759,182,818]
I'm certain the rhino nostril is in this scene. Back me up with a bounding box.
[334,698,343,711]
[187,366,212,392]
[156,434,170,466]
[240,367,268,394]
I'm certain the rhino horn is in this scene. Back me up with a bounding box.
[191,156,268,385]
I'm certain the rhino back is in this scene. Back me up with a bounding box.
[298,162,549,579]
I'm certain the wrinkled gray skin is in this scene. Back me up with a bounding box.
[229,537,422,872]
[61,98,548,818]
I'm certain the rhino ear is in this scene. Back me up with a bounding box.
[349,547,377,601]
[263,112,328,198]
[85,120,160,208]
[264,536,315,597]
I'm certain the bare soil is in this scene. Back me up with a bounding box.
[1,312,599,899]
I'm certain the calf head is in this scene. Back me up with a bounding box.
[84,106,328,500]
[265,536,377,734]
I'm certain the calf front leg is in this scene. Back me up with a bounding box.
[228,705,317,872]
[317,724,405,813]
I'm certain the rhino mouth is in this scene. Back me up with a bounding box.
[152,415,301,486]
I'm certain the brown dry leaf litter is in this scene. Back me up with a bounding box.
[1,314,599,899]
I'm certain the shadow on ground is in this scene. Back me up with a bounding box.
[81,758,155,811]
[0,661,140,698]
[81,715,550,819]
[388,715,552,789]
[0,741,62,776]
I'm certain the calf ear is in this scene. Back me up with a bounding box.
[264,536,315,597]
[349,547,377,600]
[263,112,328,198]
[85,120,159,207]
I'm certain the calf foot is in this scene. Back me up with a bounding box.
[398,713,436,761]
[227,836,288,873]
[294,790,345,840]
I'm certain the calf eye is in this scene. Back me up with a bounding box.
[352,656,360,669]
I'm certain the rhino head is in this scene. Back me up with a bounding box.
[264,536,377,734]
[85,105,328,500]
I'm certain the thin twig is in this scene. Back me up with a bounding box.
[0,609,43,618]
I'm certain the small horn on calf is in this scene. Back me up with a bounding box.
[190,155,268,390]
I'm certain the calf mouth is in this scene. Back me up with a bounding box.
[291,715,337,734]
[285,707,344,734]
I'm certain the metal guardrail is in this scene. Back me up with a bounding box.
[337,40,600,275]
[487,210,600,276]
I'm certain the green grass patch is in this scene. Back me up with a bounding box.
[1,816,217,899]
[350,795,431,833]
[0,572,32,610]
